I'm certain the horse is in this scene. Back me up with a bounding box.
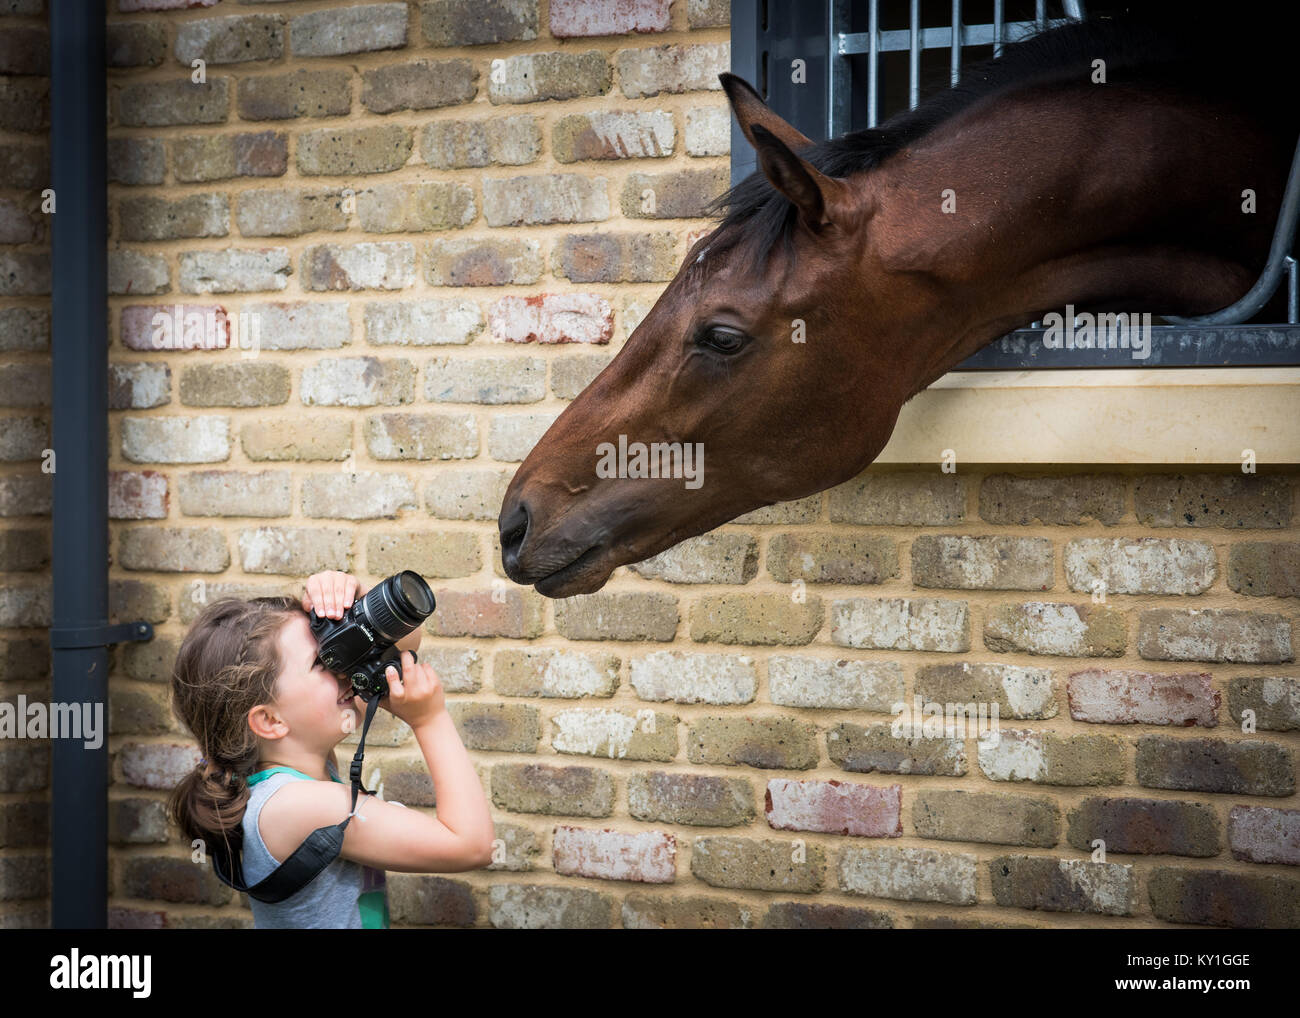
[498,6,1299,598]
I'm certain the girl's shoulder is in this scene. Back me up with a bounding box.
[249,769,352,862]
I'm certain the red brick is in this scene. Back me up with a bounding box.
[1068,669,1220,727]
[552,825,676,882]
[765,779,902,837]
[108,470,168,520]
[121,304,230,351]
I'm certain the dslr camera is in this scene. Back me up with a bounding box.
[308,569,436,701]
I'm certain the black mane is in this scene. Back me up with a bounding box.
[699,4,1298,273]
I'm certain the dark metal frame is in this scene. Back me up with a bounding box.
[728,0,1300,369]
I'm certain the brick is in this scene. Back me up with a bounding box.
[552,231,677,283]
[118,78,228,127]
[488,412,558,462]
[1229,805,1300,865]
[630,533,756,584]
[0,636,49,682]
[761,902,894,929]
[691,836,824,893]
[237,526,352,575]
[555,592,678,642]
[686,715,818,769]
[765,778,902,837]
[240,302,350,350]
[1067,668,1219,726]
[428,588,544,638]
[1148,867,1300,928]
[108,363,170,410]
[623,894,754,929]
[423,468,513,520]
[620,167,727,219]
[552,111,674,162]
[0,855,48,901]
[691,593,822,646]
[0,416,47,460]
[551,352,613,399]
[236,68,351,120]
[424,356,545,404]
[446,701,539,752]
[420,0,539,47]
[487,293,613,344]
[177,133,284,185]
[551,707,676,761]
[1135,473,1292,528]
[627,770,755,826]
[178,469,292,517]
[296,125,412,177]
[1227,676,1300,731]
[687,0,729,28]
[366,530,478,577]
[0,581,50,627]
[0,744,47,793]
[109,797,169,844]
[979,473,1126,525]
[120,304,230,352]
[240,417,352,462]
[290,3,407,57]
[990,856,1134,915]
[768,656,903,712]
[1135,735,1294,796]
[420,114,540,169]
[0,527,48,571]
[832,597,969,652]
[179,362,290,407]
[629,650,755,704]
[488,883,615,929]
[616,42,728,98]
[838,845,976,904]
[915,662,1057,719]
[827,472,964,525]
[1137,608,1292,663]
[365,413,477,461]
[425,237,543,287]
[234,187,348,236]
[685,105,728,156]
[388,875,476,926]
[1064,537,1217,595]
[827,722,966,776]
[1066,796,1220,857]
[491,762,613,817]
[121,857,231,906]
[0,800,47,848]
[108,249,169,296]
[365,299,483,346]
[487,51,611,104]
[174,13,284,65]
[300,356,414,406]
[977,729,1125,786]
[108,136,164,184]
[552,826,676,883]
[120,416,230,462]
[300,472,418,519]
[550,0,670,36]
[482,174,608,227]
[301,242,416,291]
[912,535,1053,590]
[360,59,478,115]
[0,26,47,73]
[357,181,476,234]
[108,470,167,520]
[106,909,166,930]
[112,686,180,736]
[118,741,201,790]
[0,307,48,352]
[119,527,229,572]
[915,789,1059,847]
[121,635,179,683]
[984,601,1125,657]
[0,199,38,244]
[0,252,49,295]
[109,580,171,626]
[415,646,482,693]
[178,247,290,294]
[769,533,898,584]
[493,648,619,698]
[1228,542,1300,597]
[484,821,539,871]
[177,582,296,624]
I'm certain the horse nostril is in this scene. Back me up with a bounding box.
[499,500,529,560]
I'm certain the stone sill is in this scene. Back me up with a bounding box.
[877,368,1300,465]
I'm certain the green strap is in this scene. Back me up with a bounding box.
[246,765,344,786]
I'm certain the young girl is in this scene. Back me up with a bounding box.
[167,570,496,929]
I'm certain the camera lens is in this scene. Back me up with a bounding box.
[355,570,435,643]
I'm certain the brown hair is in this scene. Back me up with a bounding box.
[166,594,304,858]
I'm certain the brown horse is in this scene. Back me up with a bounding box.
[499,9,1298,597]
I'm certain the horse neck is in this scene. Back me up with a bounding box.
[867,80,1287,389]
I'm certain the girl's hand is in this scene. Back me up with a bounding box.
[381,650,445,729]
[303,570,359,620]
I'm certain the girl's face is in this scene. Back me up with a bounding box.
[270,613,362,749]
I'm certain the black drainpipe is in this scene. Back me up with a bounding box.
[47,1,152,929]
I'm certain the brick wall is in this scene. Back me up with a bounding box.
[2,0,1299,929]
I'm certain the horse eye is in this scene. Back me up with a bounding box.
[697,327,748,354]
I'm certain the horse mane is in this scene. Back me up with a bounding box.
[698,1,1299,277]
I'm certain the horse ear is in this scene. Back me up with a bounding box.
[719,72,815,153]
[748,123,850,232]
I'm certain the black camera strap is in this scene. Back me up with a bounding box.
[210,693,384,904]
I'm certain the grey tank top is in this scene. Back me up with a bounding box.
[240,758,389,929]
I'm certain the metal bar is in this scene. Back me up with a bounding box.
[909,0,921,109]
[50,0,108,929]
[1163,130,1300,325]
[994,0,1004,56]
[1063,0,1086,18]
[1288,255,1298,324]
[840,20,1072,55]
[950,0,962,85]
[1036,0,1046,32]
[867,0,879,127]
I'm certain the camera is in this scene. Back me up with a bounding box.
[308,570,436,701]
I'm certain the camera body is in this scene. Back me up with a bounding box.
[308,570,436,700]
